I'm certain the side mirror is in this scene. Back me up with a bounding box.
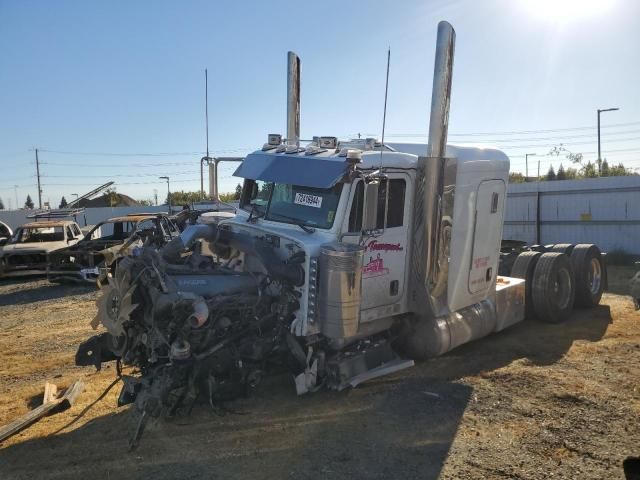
[362,182,379,232]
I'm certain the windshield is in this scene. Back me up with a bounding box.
[84,220,138,241]
[240,180,343,229]
[12,226,64,243]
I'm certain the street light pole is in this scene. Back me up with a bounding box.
[159,176,171,213]
[525,153,537,180]
[597,107,619,175]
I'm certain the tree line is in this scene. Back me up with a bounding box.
[510,159,635,183]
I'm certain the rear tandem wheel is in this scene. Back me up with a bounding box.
[530,252,576,324]
[549,243,575,255]
[570,244,605,308]
[510,251,542,320]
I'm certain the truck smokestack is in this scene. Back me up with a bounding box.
[409,20,456,322]
[427,21,455,158]
[286,51,301,147]
[424,21,456,304]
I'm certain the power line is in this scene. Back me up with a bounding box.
[42,178,202,187]
[358,120,640,138]
[37,148,250,157]
[385,135,640,150]
[39,160,201,168]
[444,128,640,144]
[41,171,200,179]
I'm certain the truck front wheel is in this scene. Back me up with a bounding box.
[531,252,575,323]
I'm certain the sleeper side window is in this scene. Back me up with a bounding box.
[386,179,406,227]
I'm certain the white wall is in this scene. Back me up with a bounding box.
[0,205,169,231]
[504,176,640,254]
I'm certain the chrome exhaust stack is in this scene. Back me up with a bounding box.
[286,51,301,147]
[402,21,502,359]
[411,20,456,316]
[424,21,455,310]
[426,21,455,159]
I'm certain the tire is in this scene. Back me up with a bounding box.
[510,251,542,320]
[570,244,605,308]
[531,252,575,323]
[498,251,519,276]
[550,243,575,255]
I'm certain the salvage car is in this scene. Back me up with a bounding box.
[0,220,82,278]
[48,213,179,283]
[0,221,12,246]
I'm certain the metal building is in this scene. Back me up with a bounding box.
[504,175,640,254]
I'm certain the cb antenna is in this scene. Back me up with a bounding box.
[205,68,210,158]
[200,68,212,197]
[379,47,391,171]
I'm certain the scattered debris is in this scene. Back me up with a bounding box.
[0,380,84,443]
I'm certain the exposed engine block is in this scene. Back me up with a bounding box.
[76,226,307,447]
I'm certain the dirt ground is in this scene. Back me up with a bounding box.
[0,268,639,480]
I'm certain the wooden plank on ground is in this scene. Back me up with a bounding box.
[0,380,84,443]
[43,382,58,404]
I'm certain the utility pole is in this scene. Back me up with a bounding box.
[159,176,171,213]
[537,159,541,179]
[597,107,619,176]
[153,189,158,206]
[14,185,18,210]
[525,153,537,180]
[35,148,42,209]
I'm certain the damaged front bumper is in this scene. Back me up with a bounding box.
[0,253,48,278]
[48,266,102,284]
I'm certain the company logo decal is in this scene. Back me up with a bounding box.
[363,254,389,278]
[365,240,403,252]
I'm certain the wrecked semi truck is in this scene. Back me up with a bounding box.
[77,22,605,444]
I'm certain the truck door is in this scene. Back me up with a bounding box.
[468,179,506,295]
[342,176,409,311]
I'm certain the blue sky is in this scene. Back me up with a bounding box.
[1,0,639,208]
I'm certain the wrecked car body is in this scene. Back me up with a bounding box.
[0,220,82,278]
[0,221,13,247]
[170,201,236,232]
[48,214,179,284]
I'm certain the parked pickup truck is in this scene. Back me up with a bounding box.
[48,213,179,283]
[0,220,82,278]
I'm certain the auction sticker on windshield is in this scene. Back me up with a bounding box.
[294,193,323,208]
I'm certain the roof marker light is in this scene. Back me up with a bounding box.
[285,145,304,154]
[305,146,327,156]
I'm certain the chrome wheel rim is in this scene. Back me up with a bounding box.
[588,258,602,295]
[553,268,572,310]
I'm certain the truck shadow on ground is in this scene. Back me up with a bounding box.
[0,278,94,306]
[0,305,612,480]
